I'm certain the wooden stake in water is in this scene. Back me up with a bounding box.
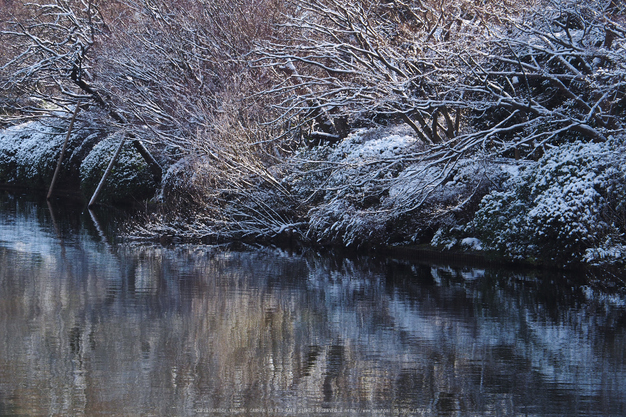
[88,132,127,207]
[47,101,81,200]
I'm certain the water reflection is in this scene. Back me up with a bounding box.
[0,191,625,416]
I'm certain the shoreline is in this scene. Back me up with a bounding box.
[2,184,626,288]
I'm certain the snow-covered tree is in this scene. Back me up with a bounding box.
[255,0,626,156]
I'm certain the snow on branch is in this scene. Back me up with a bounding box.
[254,0,626,159]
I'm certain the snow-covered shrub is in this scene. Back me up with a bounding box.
[297,127,420,246]
[471,138,626,265]
[291,126,512,247]
[0,119,102,189]
[0,121,62,187]
[80,133,157,203]
[159,155,218,215]
[0,117,156,203]
[388,156,515,221]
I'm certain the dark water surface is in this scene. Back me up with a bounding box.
[0,192,625,416]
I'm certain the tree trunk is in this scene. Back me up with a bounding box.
[47,101,81,199]
[88,133,127,207]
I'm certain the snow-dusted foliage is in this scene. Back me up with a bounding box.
[0,116,156,203]
[470,137,626,265]
[287,127,513,247]
[296,127,420,246]
[0,118,101,189]
[0,121,65,187]
[80,133,157,203]
[136,126,512,246]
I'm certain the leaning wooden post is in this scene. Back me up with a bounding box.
[88,132,127,207]
[47,101,81,199]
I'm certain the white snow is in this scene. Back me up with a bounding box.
[471,137,626,264]
[461,237,483,251]
[0,120,65,183]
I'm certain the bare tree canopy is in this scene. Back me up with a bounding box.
[3,0,624,155]
[254,0,626,156]
[1,0,284,149]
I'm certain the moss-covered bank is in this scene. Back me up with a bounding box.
[0,118,157,204]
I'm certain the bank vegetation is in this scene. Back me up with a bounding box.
[1,0,626,267]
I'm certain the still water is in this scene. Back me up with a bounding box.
[0,191,625,416]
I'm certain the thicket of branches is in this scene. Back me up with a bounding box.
[247,0,626,245]
[2,0,626,244]
[256,0,626,151]
[1,0,293,219]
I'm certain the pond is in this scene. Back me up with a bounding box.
[0,191,625,416]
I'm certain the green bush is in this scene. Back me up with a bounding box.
[80,134,156,204]
[0,119,102,190]
[471,138,626,265]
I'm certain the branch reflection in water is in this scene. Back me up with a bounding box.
[0,191,625,416]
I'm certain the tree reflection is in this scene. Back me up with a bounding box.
[0,193,625,416]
